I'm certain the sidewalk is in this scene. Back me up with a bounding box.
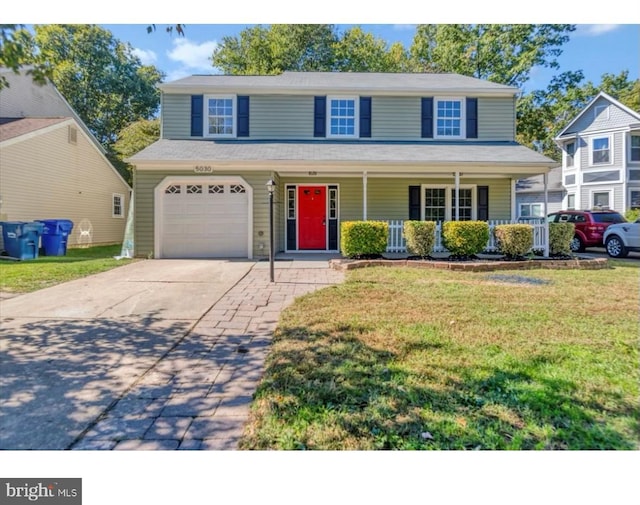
[70,260,345,450]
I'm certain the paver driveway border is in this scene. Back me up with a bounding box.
[0,258,345,450]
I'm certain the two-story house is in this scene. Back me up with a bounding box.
[128,72,557,259]
[555,91,640,214]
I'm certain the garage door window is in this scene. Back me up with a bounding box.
[166,185,181,194]
[209,185,224,194]
[231,184,246,194]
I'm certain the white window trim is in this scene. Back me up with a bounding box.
[518,203,544,219]
[629,188,640,209]
[564,140,576,168]
[589,134,613,166]
[629,134,640,164]
[590,189,613,210]
[326,96,359,138]
[581,168,622,185]
[566,193,576,210]
[594,104,610,120]
[434,97,466,140]
[421,184,476,221]
[203,94,237,138]
[112,193,124,218]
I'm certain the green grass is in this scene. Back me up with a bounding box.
[0,244,135,293]
[241,263,640,450]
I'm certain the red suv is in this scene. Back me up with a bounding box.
[547,210,626,252]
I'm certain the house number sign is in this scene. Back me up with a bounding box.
[194,165,213,173]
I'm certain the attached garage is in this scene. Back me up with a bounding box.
[154,176,253,259]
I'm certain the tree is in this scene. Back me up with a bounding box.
[112,118,160,184]
[28,24,164,147]
[0,25,49,90]
[410,24,576,88]
[333,27,410,72]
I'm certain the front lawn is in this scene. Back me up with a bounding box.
[241,262,639,450]
[0,244,134,293]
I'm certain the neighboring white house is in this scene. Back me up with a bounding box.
[515,165,565,219]
[554,91,640,214]
[0,69,131,248]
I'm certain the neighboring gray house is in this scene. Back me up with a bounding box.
[515,166,565,218]
[555,91,640,214]
[128,71,557,259]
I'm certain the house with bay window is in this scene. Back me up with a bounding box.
[128,72,557,259]
[555,91,640,214]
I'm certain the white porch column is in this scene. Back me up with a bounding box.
[510,179,517,222]
[543,172,550,257]
[363,171,368,221]
[454,171,460,221]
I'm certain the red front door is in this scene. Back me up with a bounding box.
[298,186,326,250]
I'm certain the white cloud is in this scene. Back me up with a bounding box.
[132,48,157,65]
[167,38,219,72]
[579,24,622,36]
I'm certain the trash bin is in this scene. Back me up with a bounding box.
[0,221,44,260]
[37,219,74,256]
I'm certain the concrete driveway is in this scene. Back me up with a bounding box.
[0,258,344,450]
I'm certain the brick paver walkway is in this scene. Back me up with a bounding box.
[70,261,345,450]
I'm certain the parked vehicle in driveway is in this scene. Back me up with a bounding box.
[547,210,626,252]
[603,218,640,258]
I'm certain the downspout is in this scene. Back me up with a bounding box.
[543,172,550,257]
[363,171,368,221]
[454,171,460,221]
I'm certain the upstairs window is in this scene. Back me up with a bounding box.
[327,97,358,137]
[435,98,464,138]
[205,95,235,137]
[591,136,611,165]
[565,141,575,167]
[631,135,640,162]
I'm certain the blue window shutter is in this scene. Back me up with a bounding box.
[477,186,489,221]
[191,95,203,137]
[237,95,250,137]
[314,96,326,138]
[421,97,433,138]
[409,186,421,220]
[360,97,372,138]
[466,97,478,139]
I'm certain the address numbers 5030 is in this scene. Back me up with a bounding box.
[194,166,213,173]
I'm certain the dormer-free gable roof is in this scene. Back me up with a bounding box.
[555,91,640,140]
[159,71,519,96]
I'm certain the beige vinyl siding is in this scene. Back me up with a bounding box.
[0,124,130,247]
[134,169,273,258]
[477,97,515,141]
[371,97,421,139]
[250,96,314,139]
[161,94,192,139]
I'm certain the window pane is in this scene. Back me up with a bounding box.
[593,138,609,150]
[567,194,575,209]
[592,192,610,208]
[425,188,446,221]
[520,205,531,217]
[630,191,640,209]
[583,170,619,183]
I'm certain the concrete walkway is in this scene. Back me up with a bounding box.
[0,258,344,450]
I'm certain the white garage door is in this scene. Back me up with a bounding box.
[159,181,249,258]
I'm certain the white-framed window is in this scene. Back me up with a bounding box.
[435,98,465,139]
[630,135,640,162]
[594,104,609,120]
[112,193,124,218]
[630,190,640,209]
[565,141,576,167]
[327,96,358,137]
[590,135,612,165]
[564,173,576,186]
[205,95,236,137]
[422,185,476,221]
[567,194,576,210]
[582,169,620,184]
[519,203,544,218]
[591,190,612,209]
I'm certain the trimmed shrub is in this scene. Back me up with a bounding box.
[442,221,490,257]
[549,222,575,256]
[494,224,534,258]
[340,221,389,258]
[403,221,436,258]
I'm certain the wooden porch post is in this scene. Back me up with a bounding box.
[544,172,550,257]
[454,171,460,221]
[363,171,368,221]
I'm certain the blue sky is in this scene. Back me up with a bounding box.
[101,23,639,93]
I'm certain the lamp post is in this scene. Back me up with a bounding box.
[266,179,276,283]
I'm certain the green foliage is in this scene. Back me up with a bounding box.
[625,208,640,222]
[403,221,436,258]
[442,221,490,257]
[112,118,160,184]
[333,27,411,72]
[340,221,389,258]
[0,25,50,90]
[549,222,575,256]
[494,224,534,258]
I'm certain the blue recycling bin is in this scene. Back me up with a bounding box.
[37,219,74,256]
[0,221,44,260]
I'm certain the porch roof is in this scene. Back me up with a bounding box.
[129,139,558,169]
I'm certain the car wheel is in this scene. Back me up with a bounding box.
[605,235,628,258]
[570,235,584,253]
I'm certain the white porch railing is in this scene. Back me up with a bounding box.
[386,220,547,254]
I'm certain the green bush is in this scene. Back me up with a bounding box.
[549,222,575,256]
[442,221,490,257]
[494,224,534,258]
[340,221,389,258]
[625,208,640,222]
[403,221,436,258]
